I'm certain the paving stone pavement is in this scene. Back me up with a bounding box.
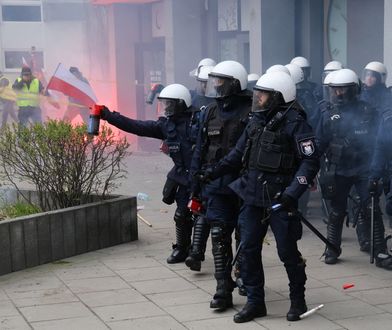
[1,152,392,330]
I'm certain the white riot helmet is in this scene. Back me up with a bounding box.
[205,60,248,98]
[196,65,213,96]
[328,69,360,105]
[190,58,216,77]
[324,60,343,72]
[248,73,260,82]
[157,84,191,117]
[252,71,296,112]
[322,60,343,81]
[363,61,387,87]
[290,56,311,79]
[285,63,304,85]
[266,64,290,75]
[247,73,260,91]
[322,70,339,101]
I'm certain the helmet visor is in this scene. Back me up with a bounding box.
[195,79,208,96]
[362,69,382,87]
[251,89,271,112]
[157,98,178,117]
[205,74,235,98]
[329,85,357,105]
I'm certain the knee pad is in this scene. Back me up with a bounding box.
[174,208,192,225]
[329,211,346,224]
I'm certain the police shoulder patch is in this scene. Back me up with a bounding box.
[299,139,315,156]
[297,176,308,185]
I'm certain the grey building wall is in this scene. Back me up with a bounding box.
[347,0,384,76]
[171,0,204,87]
[260,0,296,72]
[295,0,324,83]
[384,0,392,86]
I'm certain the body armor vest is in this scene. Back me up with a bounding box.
[326,101,374,169]
[164,117,193,172]
[202,105,249,166]
[246,111,296,174]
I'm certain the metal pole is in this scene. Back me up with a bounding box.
[370,195,375,264]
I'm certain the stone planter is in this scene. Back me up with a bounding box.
[0,189,138,275]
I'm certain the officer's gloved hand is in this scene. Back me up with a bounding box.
[100,106,111,120]
[278,194,297,212]
[368,179,378,196]
[194,168,215,184]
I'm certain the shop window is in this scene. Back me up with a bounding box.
[2,5,42,22]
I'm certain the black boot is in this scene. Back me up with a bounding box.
[185,216,210,271]
[287,300,307,321]
[233,302,267,323]
[356,210,370,252]
[167,210,192,264]
[373,208,392,270]
[209,222,235,311]
[325,211,344,264]
[233,230,246,296]
[210,278,236,310]
[286,259,307,321]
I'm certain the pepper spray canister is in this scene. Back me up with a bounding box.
[87,104,104,135]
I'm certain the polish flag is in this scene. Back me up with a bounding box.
[47,63,98,107]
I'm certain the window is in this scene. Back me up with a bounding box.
[4,50,44,70]
[2,5,42,22]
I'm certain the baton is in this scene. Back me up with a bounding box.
[272,204,341,255]
[370,195,375,264]
[232,241,243,266]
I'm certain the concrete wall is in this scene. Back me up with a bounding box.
[0,192,137,276]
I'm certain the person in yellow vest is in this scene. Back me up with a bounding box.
[12,66,44,126]
[0,71,17,129]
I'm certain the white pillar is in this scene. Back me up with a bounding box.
[384,0,392,86]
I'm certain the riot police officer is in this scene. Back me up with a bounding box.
[360,61,391,115]
[316,69,381,264]
[190,60,252,311]
[291,56,321,102]
[99,84,197,264]
[368,110,392,270]
[200,71,319,322]
[185,65,214,272]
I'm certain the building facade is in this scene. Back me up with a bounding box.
[0,0,390,149]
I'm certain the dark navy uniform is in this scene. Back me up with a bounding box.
[316,99,381,261]
[102,109,196,262]
[369,111,392,269]
[190,95,251,309]
[360,84,392,115]
[209,103,319,316]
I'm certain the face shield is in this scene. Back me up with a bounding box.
[251,89,272,112]
[302,67,311,80]
[157,98,181,117]
[205,74,240,99]
[329,84,358,106]
[195,78,208,96]
[362,69,382,88]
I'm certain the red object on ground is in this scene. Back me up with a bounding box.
[343,283,355,290]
